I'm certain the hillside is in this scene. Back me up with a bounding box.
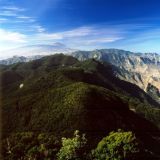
[1,54,160,159]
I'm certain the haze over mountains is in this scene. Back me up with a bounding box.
[0,43,76,60]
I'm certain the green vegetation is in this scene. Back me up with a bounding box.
[92,130,139,160]
[57,130,87,160]
[2,130,141,160]
[2,132,60,160]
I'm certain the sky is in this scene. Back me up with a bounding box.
[0,0,160,53]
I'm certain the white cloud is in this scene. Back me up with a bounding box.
[0,4,37,31]
[62,27,93,37]
[2,6,25,12]
[84,37,123,44]
[0,25,124,51]
[0,17,8,23]
[32,26,123,45]
[17,16,32,19]
[33,25,46,33]
[0,10,18,16]
[0,5,25,16]
[33,27,93,40]
[17,16,36,21]
[35,32,63,40]
[0,29,27,43]
[34,27,108,39]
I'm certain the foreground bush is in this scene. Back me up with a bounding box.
[57,130,87,160]
[2,130,141,160]
[2,132,60,160]
[92,129,139,160]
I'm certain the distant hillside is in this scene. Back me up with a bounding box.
[0,55,44,65]
[1,54,160,159]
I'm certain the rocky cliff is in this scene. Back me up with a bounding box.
[72,49,160,103]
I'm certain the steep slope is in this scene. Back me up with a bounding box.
[72,49,160,103]
[1,54,160,159]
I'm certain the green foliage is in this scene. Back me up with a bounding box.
[2,132,60,160]
[57,130,87,160]
[92,130,139,160]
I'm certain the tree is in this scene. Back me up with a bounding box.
[92,129,139,160]
[57,130,87,160]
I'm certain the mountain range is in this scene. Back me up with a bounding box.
[1,46,160,104]
[1,54,160,159]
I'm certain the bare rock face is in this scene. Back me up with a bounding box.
[72,49,160,103]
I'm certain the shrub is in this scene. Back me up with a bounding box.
[92,129,139,160]
[57,130,87,160]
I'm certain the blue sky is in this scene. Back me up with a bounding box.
[0,0,160,53]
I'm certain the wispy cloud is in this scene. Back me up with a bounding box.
[35,26,118,39]
[0,5,31,22]
[0,5,26,16]
[17,16,33,19]
[2,6,25,12]
[61,27,94,37]
[0,24,125,51]
[0,4,37,31]
[32,26,124,46]
[0,10,18,16]
[33,25,46,33]
[17,15,35,21]
[84,37,123,44]
[34,27,93,40]
[16,16,36,23]
[0,17,8,23]
[0,29,27,43]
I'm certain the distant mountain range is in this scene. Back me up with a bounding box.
[0,55,44,65]
[1,46,160,104]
